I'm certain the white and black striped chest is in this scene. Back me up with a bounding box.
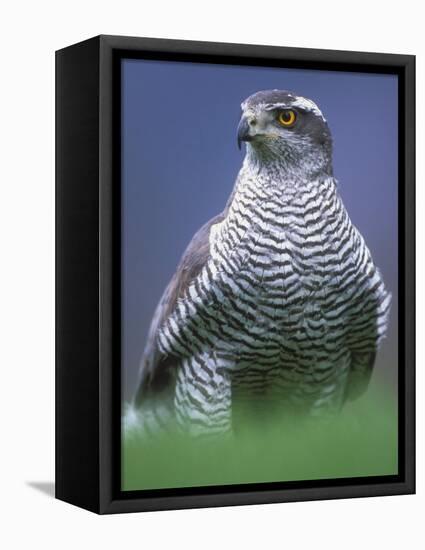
[205,172,358,345]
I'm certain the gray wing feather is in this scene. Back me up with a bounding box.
[133,212,225,406]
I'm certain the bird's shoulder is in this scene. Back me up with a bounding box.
[164,211,225,316]
[134,211,226,404]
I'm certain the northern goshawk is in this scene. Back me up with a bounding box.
[129,89,391,437]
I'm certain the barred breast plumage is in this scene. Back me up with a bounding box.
[128,89,391,437]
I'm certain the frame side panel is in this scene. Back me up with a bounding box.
[55,37,101,513]
[98,37,117,513]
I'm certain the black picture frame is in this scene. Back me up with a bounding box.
[56,34,415,514]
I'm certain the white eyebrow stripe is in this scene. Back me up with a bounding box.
[290,97,326,121]
[241,96,326,122]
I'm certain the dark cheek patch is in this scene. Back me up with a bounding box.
[294,111,332,148]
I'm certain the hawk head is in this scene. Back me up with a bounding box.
[237,90,333,179]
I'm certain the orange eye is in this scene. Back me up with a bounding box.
[278,110,296,127]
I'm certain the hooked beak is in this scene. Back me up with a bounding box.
[237,116,253,149]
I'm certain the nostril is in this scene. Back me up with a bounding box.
[249,118,257,127]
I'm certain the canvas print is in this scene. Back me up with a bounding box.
[121,59,398,492]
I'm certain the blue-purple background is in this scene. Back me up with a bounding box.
[121,59,398,401]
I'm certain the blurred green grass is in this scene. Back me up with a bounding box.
[122,384,397,491]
